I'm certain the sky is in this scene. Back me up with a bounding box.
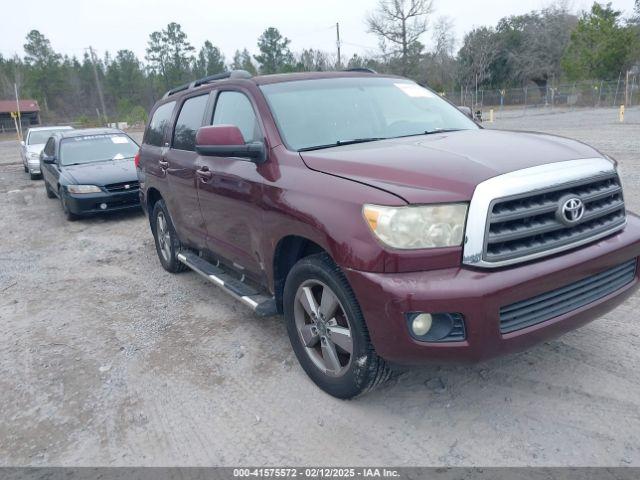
[1,0,636,63]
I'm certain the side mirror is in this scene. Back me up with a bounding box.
[457,106,473,119]
[195,125,266,164]
[42,154,56,164]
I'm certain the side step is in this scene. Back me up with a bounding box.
[177,251,278,317]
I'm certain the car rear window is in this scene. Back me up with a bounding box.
[28,130,62,145]
[60,134,138,166]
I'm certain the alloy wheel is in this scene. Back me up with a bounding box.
[156,211,172,262]
[293,279,353,377]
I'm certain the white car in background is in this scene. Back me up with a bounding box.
[21,126,73,179]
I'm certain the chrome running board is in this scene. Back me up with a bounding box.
[177,251,277,317]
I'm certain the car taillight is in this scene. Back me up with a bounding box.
[134,151,141,169]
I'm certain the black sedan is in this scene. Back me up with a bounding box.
[40,128,141,220]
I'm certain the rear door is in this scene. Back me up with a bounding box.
[140,100,175,201]
[163,93,211,248]
[195,89,266,277]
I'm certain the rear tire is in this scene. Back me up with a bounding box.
[23,163,28,173]
[151,199,187,273]
[284,253,391,399]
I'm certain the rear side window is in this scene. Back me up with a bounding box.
[212,91,261,143]
[146,101,175,146]
[173,95,209,151]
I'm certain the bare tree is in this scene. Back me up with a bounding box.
[432,16,455,59]
[495,5,576,91]
[428,16,456,89]
[458,27,499,89]
[296,49,333,71]
[367,0,434,74]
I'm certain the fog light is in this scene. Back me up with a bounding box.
[407,312,466,343]
[100,203,107,210]
[411,313,433,336]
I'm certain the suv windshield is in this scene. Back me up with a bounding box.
[60,134,138,166]
[28,129,63,145]
[260,77,478,151]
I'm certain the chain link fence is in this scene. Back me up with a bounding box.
[443,74,640,118]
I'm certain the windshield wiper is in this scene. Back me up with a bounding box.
[393,128,464,139]
[64,156,135,166]
[298,137,387,152]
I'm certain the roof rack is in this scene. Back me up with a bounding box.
[342,67,378,74]
[163,70,253,99]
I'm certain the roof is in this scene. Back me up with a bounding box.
[0,99,40,114]
[27,126,73,132]
[157,70,400,106]
[252,70,398,85]
[54,128,124,139]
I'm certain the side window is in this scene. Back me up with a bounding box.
[212,91,261,143]
[44,138,55,157]
[172,94,209,151]
[146,101,175,147]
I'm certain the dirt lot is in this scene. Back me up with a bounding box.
[1,108,640,466]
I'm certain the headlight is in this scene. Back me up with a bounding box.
[67,185,102,194]
[363,203,468,249]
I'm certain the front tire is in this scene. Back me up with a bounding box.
[29,172,40,180]
[45,180,56,199]
[284,253,390,399]
[59,188,78,221]
[151,199,187,273]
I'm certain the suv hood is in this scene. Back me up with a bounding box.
[64,159,137,186]
[299,129,605,204]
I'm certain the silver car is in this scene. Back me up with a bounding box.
[21,126,73,179]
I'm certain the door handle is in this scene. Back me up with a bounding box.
[159,160,169,169]
[196,167,213,181]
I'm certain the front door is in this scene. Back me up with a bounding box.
[196,90,266,277]
[41,137,60,191]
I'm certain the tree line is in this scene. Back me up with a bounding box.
[0,0,638,125]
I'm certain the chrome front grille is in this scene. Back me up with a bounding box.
[104,181,140,193]
[484,174,626,263]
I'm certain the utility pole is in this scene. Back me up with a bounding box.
[626,70,630,107]
[14,83,22,140]
[88,46,108,124]
[336,23,341,69]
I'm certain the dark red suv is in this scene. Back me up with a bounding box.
[137,69,640,398]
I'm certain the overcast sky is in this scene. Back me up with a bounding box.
[1,0,636,62]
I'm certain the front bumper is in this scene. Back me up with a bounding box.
[346,213,640,365]
[65,189,141,215]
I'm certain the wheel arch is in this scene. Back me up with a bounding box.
[146,187,163,227]
[272,234,330,313]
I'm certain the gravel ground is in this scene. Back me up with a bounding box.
[1,109,640,467]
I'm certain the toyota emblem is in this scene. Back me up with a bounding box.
[558,196,585,225]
